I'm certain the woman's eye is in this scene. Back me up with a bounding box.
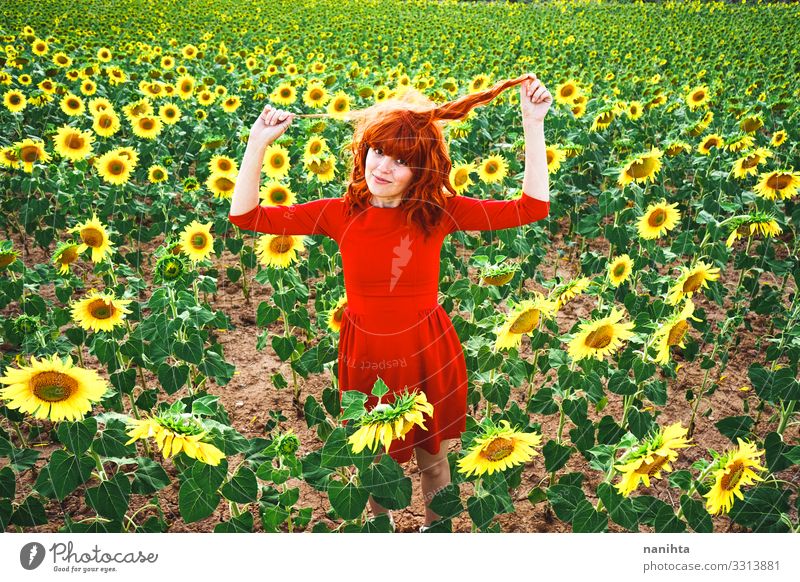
[397,159,406,165]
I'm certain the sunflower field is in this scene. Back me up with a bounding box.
[1,0,799,534]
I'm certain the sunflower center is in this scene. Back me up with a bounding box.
[88,298,115,319]
[647,208,666,227]
[628,157,656,179]
[265,234,292,254]
[310,143,321,154]
[333,306,344,323]
[480,437,515,462]
[81,227,103,247]
[65,133,85,150]
[720,460,745,491]
[613,263,626,277]
[667,320,689,346]
[766,173,791,191]
[682,272,704,293]
[99,115,112,128]
[635,454,670,476]
[561,86,574,98]
[67,98,80,110]
[191,233,207,248]
[60,247,79,263]
[334,99,346,112]
[585,324,614,349]
[109,160,125,175]
[271,190,287,203]
[741,154,759,169]
[486,162,497,174]
[509,309,540,334]
[311,89,322,99]
[32,371,77,403]
[454,169,468,187]
[217,177,234,191]
[270,154,285,169]
[21,146,40,162]
[10,94,21,105]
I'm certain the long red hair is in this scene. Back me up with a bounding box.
[338,74,534,238]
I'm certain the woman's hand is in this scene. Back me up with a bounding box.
[520,74,552,124]
[248,104,295,148]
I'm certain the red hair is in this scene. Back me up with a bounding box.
[339,74,534,238]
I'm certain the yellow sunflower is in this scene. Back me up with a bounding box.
[551,276,591,311]
[468,74,492,94]
[626,100,644,121]
[554,79,581,105]
[546,146,567,174]
[725,214,782,248]
[664,141,692,157]
[637,199,681,240]
[131,115,163,140]
[0,145,21,170]
[326,91,351,119]
[305,155,336,183]
[618,147,663,188]
[270,82,296,106]
[125,415,225,466]
[220,95,241,113]
[71,289,133,332]
[494,294,558,351]
[92,110,121,137]
[697,133,725,155]
[52,125,94,161]
[607,254,633,287]
[52,241,81,275]
[770,130,787,148]
[731,147,772,179]
[301,135,329,166]
[449,161,476,194]
[590,109,615,132]
[685,85,711,110]
[739,114,763,134]
[703,438,766,516]
[567,306,635,361]
[457,419,542,477]
[59,93,85,116]
[614,422,693,497]
[68,213,114,263]
[179,220,214,263]
[348,391,433,454]
[725,133,755,154]
[302,83,329,108]
[262,143,291,179]
[255,234,305,268]
[650,299,703,365]
[208,154,238,176]
[16,138,52,173]
[205,172,237,199]
[258,181,296,206]
[147,164,168,183]
[94,150,133,186]
[0,353,109,422]
[666,260,721,305]
[3,89,26,113]
[327,296,348,333]
[158,102,182,125]
[753,169,800,201]
[477,154,508,184]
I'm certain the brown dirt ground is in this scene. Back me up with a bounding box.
[1,208,798,533]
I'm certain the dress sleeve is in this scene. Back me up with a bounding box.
[228,198,341,239]
[445,192,550,233]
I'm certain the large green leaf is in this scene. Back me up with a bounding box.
[572,500,608,532]
[85,472,131,521]
[597,482,638,531]
[467,494,498,530]
[221,466,258,503]
[179,477,220,523]
[48,450,95,501]
[327,480,369,521]
[131,457,171,494]
[56,418,98,455]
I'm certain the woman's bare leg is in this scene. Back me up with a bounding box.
[415,439,454,527]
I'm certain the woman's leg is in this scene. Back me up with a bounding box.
[415,439,455,526]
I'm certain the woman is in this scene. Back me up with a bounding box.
[229,73,552,532]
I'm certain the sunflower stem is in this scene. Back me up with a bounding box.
[777,401,796,436]
[12,422,28,448]
[89,450,108,481]
[675,463,716,522]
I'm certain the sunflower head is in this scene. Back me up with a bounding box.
[0,240,20,270]
[347,387,434,454]
[703,438,766,515]
[154,251,190,285]
[457,418,542,478]
[567,306,636,362]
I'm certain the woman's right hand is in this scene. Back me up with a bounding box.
[248,104,295,148]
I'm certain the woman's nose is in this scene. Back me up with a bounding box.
[377,157,396,172]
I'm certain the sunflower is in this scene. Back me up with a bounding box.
[590,108,615,131]
[770,130,787,148]
[147,164,169,183]
[31,38,49,56]
[176,74,195,100]
[158,102,182,125]
[255,234,305,268]
[617,147,663,188]
[477,154,508,184]
[348,390,434,454]
[468,74,492,94]
[208,154,238,176]
[3,89,26,113]
[327,296,348,333]
[637,199,681,240]
[551,276,591,311]
[546,146,567,174]
[664,140,692,157]
[59,93,85,116]
[301,135,329,166]
[94,150,133,185]
[696,133,726,157]
[731,148,772,179]
[125,414,225,466]
[457,419,541,477]
[608,254,633,287]
[71,289,133,332]
[302,83,329,108]
[725,213,782,248]
[626,100,644,121]
[179,220,214,263]
[16,138,52,173]
[479,262,519,286]
[68,213,114,263]
[567,306,635,362]
[326,91,351,119]
[739,114,763,134]
[205,172,237,199]
[305,155,336,183]
[449,161,476,194]
[614,422,693,497]
[0,353,109,422]
[0,240,19,270]
[262,143,291,179]
[725,133,755,154]
[494,294,557,351]
[753,169,800,201]
[554,79,581,105]
[0,146,21,170]
[686,110,713,137]
[685,85,710,110]
[92,110,121,137]
[220,95,241,113]
[154,252,190,285]
[703,438,767,516]
[650,299,702,365]
[131,116,163,140]
[52,125,94,161]
[52,241,81,275]
[259,181,296,206]
[666,260,721,305]
[270,82,296,106]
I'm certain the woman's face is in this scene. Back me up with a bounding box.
[364,145,414,202]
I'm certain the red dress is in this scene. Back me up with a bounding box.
[229,193,550,463]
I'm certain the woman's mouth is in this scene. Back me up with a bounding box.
[373,175,391,184]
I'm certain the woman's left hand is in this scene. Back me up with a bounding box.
[521,74,552,123]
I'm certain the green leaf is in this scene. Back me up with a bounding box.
[174,335,204,364]
[190,457,228,491]
[546,484,586,522]
[729,487,791,532]
[361,456,412,510]
[371,377,390,399]
[764,431,794,473]
[11,496,48,526]
[597,482,639,531]
[221,466,258,503]
[179,477,221,523]
[131,457,171,494]
[572,500,608,532]
[260,503,289,531]
[320,427,352,468]
[430,483,463,519]
[467,494,498,530]
[92,425,137,459]
[340,390,367,421]
[653,504,686,533]
[272,335,298,361]
[56,418,98,455]
[85,472,131,521]
[715,416,754,443]
[303,395,327,428]
[157,362,189,395]
[214,511,254,533]
[542,439,573,472]
[327,480,369,520]
[0,466,15,499]
[48,450,94,501]
[0,499,11,531]
[679,494,713,533]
